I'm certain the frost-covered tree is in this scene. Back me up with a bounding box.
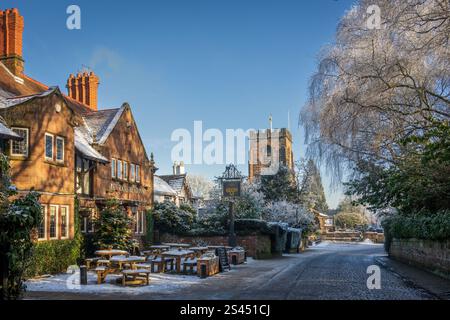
[186,174,214,200]
[296,159,328,213]
[300,0,449,180]
[263,201,316,231]
[235,181,265,219]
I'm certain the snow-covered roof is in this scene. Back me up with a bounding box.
[0,87,57,109]
[0,116,21,140]
[81,106,125,145]
[74,128,109,163]
[159,174,187,195]
[154,176,177,196]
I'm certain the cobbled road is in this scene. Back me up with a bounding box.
[25,242,436,300]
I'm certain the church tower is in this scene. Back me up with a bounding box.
[248,125,294,181]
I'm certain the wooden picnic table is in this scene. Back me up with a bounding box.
[109,255,146,270]
[162,243,192,249]
[142,245,171,256]
[161,250,195,273]
[207,245,232,250]
[94,249,129,259]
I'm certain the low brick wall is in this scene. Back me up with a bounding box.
[363,232,385,243]
[158,233,272,259]
[322,231,362,242]
[389,239,450,279]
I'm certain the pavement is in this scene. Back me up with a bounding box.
[24,242,450,300]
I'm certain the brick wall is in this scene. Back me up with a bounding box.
[363,232,385,243]
[159,233,272,259]
[390,239,450,279]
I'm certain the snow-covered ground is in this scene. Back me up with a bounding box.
[26,271,203,295]
[26,258,256,295]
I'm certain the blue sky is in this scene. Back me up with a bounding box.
[2,0,355,208]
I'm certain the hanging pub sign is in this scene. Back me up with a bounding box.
[223,179,241,198]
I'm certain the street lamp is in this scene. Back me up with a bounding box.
[217,164,243,247]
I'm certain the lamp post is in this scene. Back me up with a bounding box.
[217,164,243,248]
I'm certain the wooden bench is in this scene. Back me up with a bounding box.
[85,257,100,269]
[95,266,113,284]
[121,269,151,286]
[97,259,111,267]
[150,257,174,273]
[182,258,198,274]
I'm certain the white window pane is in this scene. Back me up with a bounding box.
[49,206,57,238]
[56,137,64,161]
[117,161,122,179]
[45,134,53,159]
[61,207,68,238]
[11,128,28,156]
[111,159,116,178]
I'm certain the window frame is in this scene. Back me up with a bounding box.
[117,160,123,180]
[49,205,59,240]
[123,161,128,181]
[130,164,136,182]
[135,164,140,183]
[60,205,69,239]
[44,133,54,161]
[111,158,117,178]
[56,136,65,163]
[140,211,145,234]
[10,127,29,157]
[38,205,47,241]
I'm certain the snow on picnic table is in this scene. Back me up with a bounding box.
[26,271,203,295]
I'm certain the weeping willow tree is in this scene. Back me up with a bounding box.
[300,0,450,213]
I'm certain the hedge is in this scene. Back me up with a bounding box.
[382,210,450,252]
[25,239,80,278]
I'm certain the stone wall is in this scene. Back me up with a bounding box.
[363,232,385,243]
[158,233,272,259]
[322,231,362,242]
[389,239,450,279]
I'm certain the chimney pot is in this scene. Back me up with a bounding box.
[0,8,25,76]
[67,70,100,111]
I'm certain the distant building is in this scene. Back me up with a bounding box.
[248,128,294,181]
[159,162,194,206]
[153,175,177,204]
[311,208,334,233]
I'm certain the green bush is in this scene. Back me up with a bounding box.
[25,239,80,277]
[94,199,133,251]
[145,209,154,246]
[153,201,195,234]
[383,210,450,252]
[1,154,43,299]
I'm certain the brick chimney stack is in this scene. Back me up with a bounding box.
[66,72,100,111]
[0,8,25,76]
